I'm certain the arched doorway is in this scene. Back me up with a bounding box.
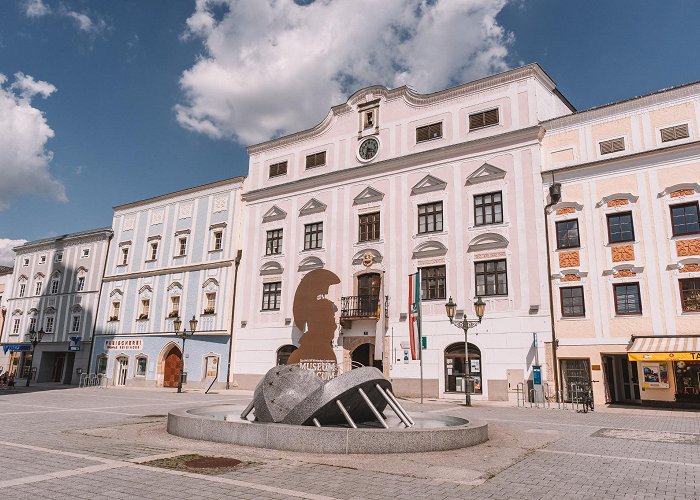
[351,342,383,372]
[163,345,182,388]
[115,356,129,386]
[276,345,297,365]
[444,343,482,394]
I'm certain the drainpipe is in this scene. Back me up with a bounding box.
[87,230,113,377]
[544,182,562,396]
[225,249,243,390]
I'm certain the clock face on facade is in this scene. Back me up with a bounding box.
[358,136,379,161]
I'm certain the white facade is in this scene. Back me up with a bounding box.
[233,64,573,399]
[93,177,245,389]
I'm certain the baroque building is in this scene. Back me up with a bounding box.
[92,177,244,389]
[232,64,573,399]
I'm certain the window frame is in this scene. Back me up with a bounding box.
[474,191,503,226]
[135,356,147,377]
[178,236,187,257]
[54,253,63,263]
[110,301,120,321]
[139,299,150,320]
[269,160,288,178]
[71,315,81,333]
[305,151,326,169]
[415,122,443,143]
[560,286,585,318]
[266,228,283,255]
[606,211,635,244]
[303,222,323,250]
[81,248,90,258]
[599,137,625,155]
[170,295,180,317]
[420,265,447,301]
[213,230,223,251]
[35,281,43,296]
[77,276,85,292]
[469,108,499,131]
[45,316,54,333]
[475,259,508,297]
[262,281,282,311]
[556,219,581,249]
[670,202,700,237]
[358,212,381,242]
[660,123,689,143]
[204,292,216,315]
[18,283,26,298]
[29,317,37,333]
[12,319,20,334]
[50,279,59,295]
[613,282,642,316]
[150,241,159,261]
[679,277,700,313]
[120,247,129,266]
[417,201,443,234]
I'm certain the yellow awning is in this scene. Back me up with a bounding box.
[627,336,700,361]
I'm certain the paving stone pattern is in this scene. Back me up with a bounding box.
[0,387,699,499]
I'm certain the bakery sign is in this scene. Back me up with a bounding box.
[105,339,143,350]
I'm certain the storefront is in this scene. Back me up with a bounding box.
[444,343,482,394]
[627,335,700,405]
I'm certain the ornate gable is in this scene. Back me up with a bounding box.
[467,233,509,252]
[260,261,284,276]
[412,241,447,259]
[465,163,507,185]
[353,187,385,205]
[411,174,447,195]
[299,198,327,216]
[262,205,287,223]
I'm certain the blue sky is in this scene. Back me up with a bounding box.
[1,0,700,263]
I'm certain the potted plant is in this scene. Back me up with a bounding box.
[203,307,215,315]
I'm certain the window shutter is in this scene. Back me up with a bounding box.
[469,108,499,130]
[599,138,625,155]
[661,124,689,142]
[484,108,499,127]
[416,125,430,143]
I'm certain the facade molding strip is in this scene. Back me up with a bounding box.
[102,260,233,282]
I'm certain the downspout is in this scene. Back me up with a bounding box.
[225,249,242,390]
[544,182,561,397]
[87,230,113,376]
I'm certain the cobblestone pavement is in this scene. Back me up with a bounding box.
[0,386,699,499]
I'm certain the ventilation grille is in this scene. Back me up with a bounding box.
[660,124,689,143]
[469,108,499,130]
[416,122,443,143]
[599,137,625,155]
[305,151,326,169]
[269,161,288,178]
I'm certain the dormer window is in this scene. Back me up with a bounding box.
[363,110,374,129]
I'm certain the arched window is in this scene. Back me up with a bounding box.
[276,345,297,366]
[444,342,482,394]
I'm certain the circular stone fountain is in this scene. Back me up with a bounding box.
[168,367,488,454]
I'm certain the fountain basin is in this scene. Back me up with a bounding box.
[167,403,488,454]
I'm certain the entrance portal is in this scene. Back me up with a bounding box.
[51,353,66,382]
[444,343,482,394]
[351,342,383,372]
[163,346,182,388]
[602,354,640,404]
[115,356,129,386]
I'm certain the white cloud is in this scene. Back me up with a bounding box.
[176,0,512,145]
[0,72,67,210]
[63,9,107,35]
[22,0,51,17]
[0,239,27,267]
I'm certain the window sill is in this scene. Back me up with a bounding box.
[413,230,447,239]
[614,313,642,317]
[208,249,223,253]
[145,259,156,263]
[201,312,216,316]
[136,318,149,322]
[355,238,383,246]
[671,232,700,240]
[469,123,499,133]
[415,136,444,146]
[555,246,581,252]
[173,255,186,259]
[560,316,586,321]
[606,240,636,247]
[301,247,323,252]
[263,252,284,258]
[134,374,146,378]
[260,309,281,313]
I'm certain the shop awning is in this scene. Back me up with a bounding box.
[627,335,700,361]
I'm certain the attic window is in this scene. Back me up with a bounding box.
[305,151,326,169]
[469,108,499,131]
[416,122,442,143]
[660,124,689,143]
[269,161,288,178]
[363,110,375,129]
[599,137,625,155]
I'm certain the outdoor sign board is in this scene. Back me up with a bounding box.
[104,339,143,350]
[2,344,31,353]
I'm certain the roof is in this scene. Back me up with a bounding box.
[0,266,13,275]
[14,227,113,252]
[113,175,246,212]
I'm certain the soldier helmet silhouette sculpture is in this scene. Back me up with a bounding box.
[287,269,341,365]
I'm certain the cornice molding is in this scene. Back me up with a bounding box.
[15,230,112,255]
[244,126,542,202]
[103,260,233,282]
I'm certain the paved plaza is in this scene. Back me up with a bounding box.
[0,386,698,499]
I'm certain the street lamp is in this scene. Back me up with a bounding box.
[174,315,198,393]
[445,296,486,406]
[26,327,45,387]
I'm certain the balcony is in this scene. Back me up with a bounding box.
[340,295,380,328]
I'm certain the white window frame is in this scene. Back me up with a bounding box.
[213,230,223,251]
[139,299,150,319]
[35,281,43,296]
[135,355,148,377]
[110,301,120,321]
[71,315,81,333]
[120,246,130,266]
[81,248,90,258]
[12,319,20,334]
[39,255,46,265]
[54,253,63,263]
[170,295,180,317]
[29,317,37,333]
[45,316,54,333]
[77,276,85,292]
[178,236,188,257]
[22,258,29,267]
[50,279,59,295]
[204,292,216,315]
[18,283,26,298]
[150,241,158,261]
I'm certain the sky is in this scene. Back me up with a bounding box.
[1,0,700,265]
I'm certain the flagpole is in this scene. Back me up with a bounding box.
[417,270,423,404]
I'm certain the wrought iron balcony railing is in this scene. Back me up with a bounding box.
[340,295,380,320]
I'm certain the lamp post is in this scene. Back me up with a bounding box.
[26,327,45,387]
[445,296,486,406]
[174,315,198,393]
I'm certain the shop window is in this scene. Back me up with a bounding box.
[420,265,446,300]
[556,219,580,249]
[679,278,700,313]
[670,202,699,236]
[607,212,635,243]
[560,358,591,402]
[475,259,508,296]
[560,286,585,317]
[474,192,503,226]
[135,356,147,377]
[614,283,642,315]
[675,360,700,401]
[444,343,482,394]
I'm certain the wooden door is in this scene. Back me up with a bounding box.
[163,348,182,388]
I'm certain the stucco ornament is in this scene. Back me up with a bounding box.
[361,252,374,267]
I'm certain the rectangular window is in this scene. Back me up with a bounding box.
[556,219,580,249]
[213,231,223,251]
[111,302,120,321]
[121,247,129,265]
[96,356,107,375]
[359,212,380,242]
[55,253,63,263]
[262,282,282,311]
[418,202,443,234]
[77,276,85,292]
[140,299,150,319]
[12,319,20,334]
[420,265,446,301]
[474,192,503,226]
[45,317,54,333]
[50,279,59,295]
[561,286,585,317]
[475,259,508,296]
[660,123,689,142]
[204,292,216,314]
[469,108,499,130]
[416,122,443,143]
[71,316,80,332]
[39,255,46,264]
[23,258,29,267]
[304,222,323,250]
[266,229,283,255]
[599,137,625,155]
[170,296,180,317]
[670,202,699,236]
[607,212,635,243]
[680,278,700,313]
[35,282,42,296]
[81,248,90,258]
[363,109,375,129]
[29,317,37,333]
[305,151,326,169]
[150,242,158,260]
[19,284,25,298]
[179,237,187,256]
[269,161,288,178]
[614,283,642,315]
[136,357,147,376]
